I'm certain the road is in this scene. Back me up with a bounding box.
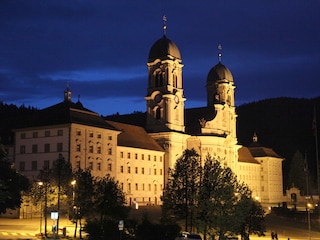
[0,214,320,240]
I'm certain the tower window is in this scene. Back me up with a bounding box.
[155,72,163,87]
[156,108,161,120]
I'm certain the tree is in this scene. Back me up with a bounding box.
[70,168,94,238]
[287,150,315,195]
[234,183,266,240]
[86,174,129,239]
[197,155,238,240]
[162,149,201,232]
[0,144,29,214]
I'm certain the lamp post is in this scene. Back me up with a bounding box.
[71,180,77,238]
[38,181,43,235]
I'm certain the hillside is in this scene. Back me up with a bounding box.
[236,97,320,189]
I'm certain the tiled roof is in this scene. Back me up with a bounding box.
[238,147,260,164]
[247,142,282,158]
[106,120,164,152]
[15,101,117,130]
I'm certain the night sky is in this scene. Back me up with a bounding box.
[1,0,319,116]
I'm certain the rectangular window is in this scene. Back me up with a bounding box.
[135,153,138,159]
[19,161,25,171]
[108,136,112,140]
[128,183,131,193]
[141,154,144,160]
[97,163,101,171]
[32,144,38,153]
[33,132,38,138]
[97,146,102,154]
[44,144,50,153]
[120,152,124,158]
[32,161,37,171]
[148,155,151,161]
[160,156,163,162]
[108,163,112,171]
[120,166,124,173]
[135,167,138,174]
[44,160,50,170]
[89,132,94,138]
[154,184,157,191]
[148,168,151,175]
[148,184,151,191]
[21,133,26,139]
[76,144,81,152]
[154,168,157,175]
[108,148,112,155]
[76,161,80,168]
[160,169,163,175]
[141,167,144,174]
[45,131,50,137]
[127,152,131,159]
[76,130,81,136]
[120,182,124,190]
[142,184,145,191]
[135,183,138,191]
[20,145,26,154]
[89,146,93,153]
[89,162,93,170]
[154,156,156,161]
[57,142,63,152]
[57,129,63,136]
[128,166,131,174]
[97,133,102,139]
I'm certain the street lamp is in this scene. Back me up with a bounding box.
[38,181,43,236]
[71,180,77,238]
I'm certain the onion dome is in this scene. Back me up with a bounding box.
[148,36,181,61]
[148,16,181,61]
[207,62,233,83]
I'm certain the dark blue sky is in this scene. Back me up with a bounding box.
[1,0,319,115]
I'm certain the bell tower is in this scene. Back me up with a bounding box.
[145,17,185,133]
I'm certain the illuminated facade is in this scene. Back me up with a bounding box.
[12,23,284,207]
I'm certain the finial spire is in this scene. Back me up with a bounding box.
[218,43,222,62]
[163,15,167,36]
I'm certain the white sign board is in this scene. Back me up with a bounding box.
[51,212,58,220]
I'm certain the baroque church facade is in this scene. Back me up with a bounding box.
[11,23,284,211]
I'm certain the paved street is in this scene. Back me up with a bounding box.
[0,214,320,240]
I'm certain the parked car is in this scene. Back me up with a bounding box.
[175,232,202,240]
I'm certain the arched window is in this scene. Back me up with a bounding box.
[155,107,161,120]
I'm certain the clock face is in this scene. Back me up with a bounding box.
[174,95,179,104]
[154,94,162,103]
